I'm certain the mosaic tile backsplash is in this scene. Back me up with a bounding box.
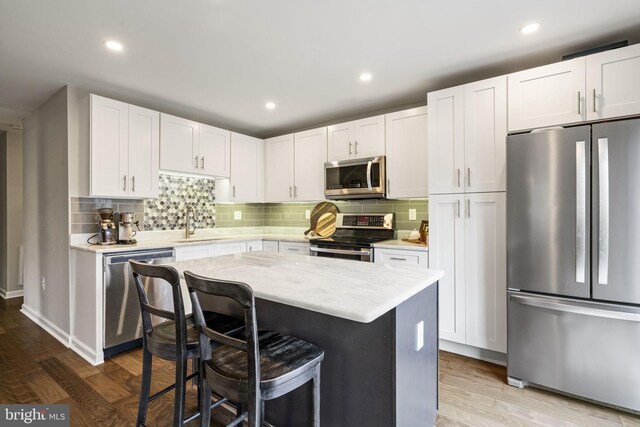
[143,174,216,230]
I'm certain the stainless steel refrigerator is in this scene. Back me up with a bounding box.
[506,119,640,412]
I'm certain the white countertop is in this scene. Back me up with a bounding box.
[168,252,443,323]
[373,239,428,251]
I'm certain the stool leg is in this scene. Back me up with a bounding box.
[199,366,211,427]
[312,367,321,427]
[174,357,187,427]
[136,347,153,427]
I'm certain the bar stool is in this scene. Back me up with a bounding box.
[184,271,324,427]
[129,260,244,427]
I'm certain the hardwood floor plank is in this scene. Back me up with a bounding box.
[84,372,131,403]
[54,350,102,378]
[25,369,70,403]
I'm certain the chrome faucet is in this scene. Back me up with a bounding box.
[185,206,197,238]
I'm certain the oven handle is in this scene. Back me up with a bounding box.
[366,160,373,191]
[309,246,371,256]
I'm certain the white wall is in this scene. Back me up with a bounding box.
[0,129,24,297]
[22,87,70,337]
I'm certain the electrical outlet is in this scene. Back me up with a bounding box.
[41,277,46,291]
[409,209,417,221]
[415,320,424,351]
[234,211,242,220]
[305,209,311,219]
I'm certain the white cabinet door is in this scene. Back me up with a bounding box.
[278,242,309,255]
[374,248,428,268]
[128,105,159,198]
[385,107,428,198]
[327,121,353,161]
[160,113,199,174]
[429,194,465,344]
[265,134,294,202]
[464,192,506,353]
[214,241,247,256]
[262,241,279,252]
[294,127,327,201]
[353,115,385,158]
[428,86,464,195]
[175,245,213,261]
[199,124,231,177]
[230,133,264,202]
[246,240,263,252]
[587,44,640,121]
[464,76,507,193]
[90,95,129,197]
[508,58,586,131]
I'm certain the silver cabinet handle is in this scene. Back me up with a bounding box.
[122,175,127,192]
[349,141,353,155]
[457,168,461,187]
[390,257,407,261]
[598,137,609,285]
[456,199,460,218]
[467,167,471,187]
[387,178,390,196]
[195,156,199,169]
[289,185,293,198]
[593,88,597,113]
[132,176,136,192]
[355,140,358,155]
[294,186,298,198]
[577,91,581,115]
[287,247,298,251]
[232,185,236,198]
[575,140,587,284]
[466,198,471,218]
[309,247,371,256]
[201,156,205,170]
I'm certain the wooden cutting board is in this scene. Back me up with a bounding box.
[314,212,337,237]
[304,202,339,235]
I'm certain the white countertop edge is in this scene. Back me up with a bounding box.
[373,240,428,251]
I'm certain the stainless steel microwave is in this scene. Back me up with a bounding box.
[324,156,386,200]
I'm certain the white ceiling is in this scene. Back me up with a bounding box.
[1,0,640,137]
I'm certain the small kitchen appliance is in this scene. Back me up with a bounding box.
[116,212,139,245]
[97,208,117,245]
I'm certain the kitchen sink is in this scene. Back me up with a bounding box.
[171,236,231,243]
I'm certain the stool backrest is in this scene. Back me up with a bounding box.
[183,271,261,404]
[129,260,188,357]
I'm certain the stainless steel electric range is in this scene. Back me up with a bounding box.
[309,213,394,262]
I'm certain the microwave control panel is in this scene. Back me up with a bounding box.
[337,213,393,229]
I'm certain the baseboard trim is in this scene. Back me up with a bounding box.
[0,288,24,299]
[69,337,104,366]
[20,304,71,347]
[439,339,506,366]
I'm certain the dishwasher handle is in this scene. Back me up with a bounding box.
[104,249,175,265]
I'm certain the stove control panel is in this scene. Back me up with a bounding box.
[336,213,393,229]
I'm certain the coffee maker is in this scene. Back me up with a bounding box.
[116,212,140,245]
[97,208,118,245]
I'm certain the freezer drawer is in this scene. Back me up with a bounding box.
[507,291,640,412]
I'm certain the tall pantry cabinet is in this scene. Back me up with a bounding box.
[427,76,507,354]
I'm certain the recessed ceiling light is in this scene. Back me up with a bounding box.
[520,23,540,35]
[265,102,276,110]
[104,40,124,51]
[359,72,373,82]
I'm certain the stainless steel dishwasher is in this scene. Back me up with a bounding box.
[103,248,175,357]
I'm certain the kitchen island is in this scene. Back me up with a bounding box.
[169,252,443,426]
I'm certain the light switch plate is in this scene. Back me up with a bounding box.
[234,211,242,220]
[409,209,417,221]
[415,320,424,351]
[305,210,311,219]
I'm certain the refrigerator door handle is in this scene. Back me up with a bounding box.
[575,140,587,284]
[509,293,640,322]
[598,137,610,285]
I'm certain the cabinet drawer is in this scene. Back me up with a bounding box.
[374,249,428,267]
[278,242,309,255]
[175,245,213,261]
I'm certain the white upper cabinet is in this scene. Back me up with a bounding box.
[385,107,428,198]
[428,86,465,194]
[294,127,327,201]
[464,76,507,192]
[327,115,385,161]
[508,58,586,132]
[586,43,640,121]
[428,76,506,195]
[90,95,159,198]
[199,124,231,177]
[265,134,295,202]
[160,113,231,178]
[229,133,264,202]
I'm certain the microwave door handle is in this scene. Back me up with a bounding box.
[367,160,373,191]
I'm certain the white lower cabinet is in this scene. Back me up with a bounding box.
[278,242,309,255]
[262,241,279,252]
[213,242,247,256]
[175,244,215,261]
[246,240,263,252]
[429,192,506,353]
[374,248,428,268]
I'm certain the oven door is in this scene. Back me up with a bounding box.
[324,156,386,200]
[309,245,372,262]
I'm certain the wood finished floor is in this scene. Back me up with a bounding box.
[1,297,639,426]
